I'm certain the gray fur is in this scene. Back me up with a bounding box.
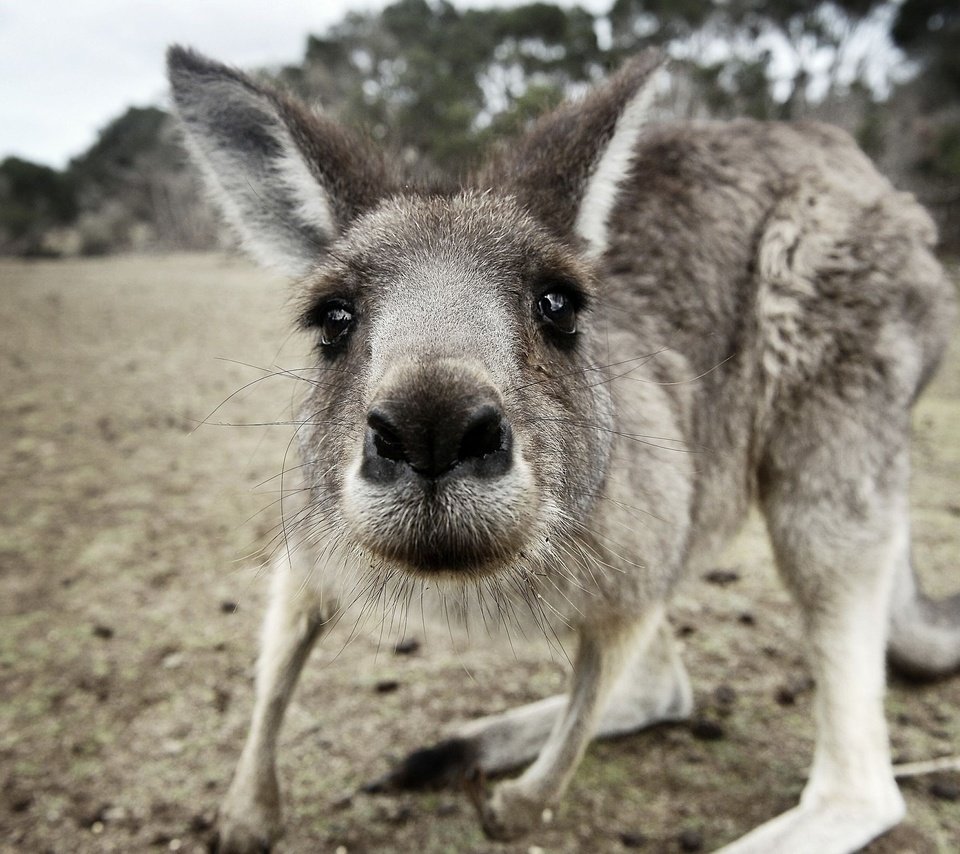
[167,47,399,275]
[167,46,958,854]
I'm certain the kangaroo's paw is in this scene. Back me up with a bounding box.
[365,737,480,793]
[716,791,905,854]
[476,778,549,842]
[211,777,281,854]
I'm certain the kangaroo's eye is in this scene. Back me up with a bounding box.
[537,291,577,335]
[318,302,354,346]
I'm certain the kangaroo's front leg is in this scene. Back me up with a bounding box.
[479,607,665,841]
[214,555,335,854]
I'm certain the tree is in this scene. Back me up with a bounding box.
[610,0,894,119]
[0,157,77,253]
[283,0,605,172]
[891,0,960,105]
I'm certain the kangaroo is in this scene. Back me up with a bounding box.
[167,46,959,853]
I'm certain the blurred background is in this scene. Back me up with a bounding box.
[2,0,959,258]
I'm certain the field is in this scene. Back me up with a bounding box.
[1,253,958,853]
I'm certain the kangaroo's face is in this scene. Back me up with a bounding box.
[168,46,662,580]
[294,193,612,576]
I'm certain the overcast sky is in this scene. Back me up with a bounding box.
[0,0,610,170]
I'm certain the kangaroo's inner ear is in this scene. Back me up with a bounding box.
[167,46,392,277]
[479,50,664,259]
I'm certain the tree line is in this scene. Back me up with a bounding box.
[2,0,958,257]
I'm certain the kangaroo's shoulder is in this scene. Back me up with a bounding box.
[605,114,954,410]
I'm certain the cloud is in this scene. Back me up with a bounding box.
[0,0,374,167]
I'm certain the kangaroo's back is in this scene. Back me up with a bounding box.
[607,118,953,398]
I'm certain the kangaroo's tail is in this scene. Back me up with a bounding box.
[888,555,960,680]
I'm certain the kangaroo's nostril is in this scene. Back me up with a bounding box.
[361,386,513,483]
[458,405,505,462]
[367,408,407,464]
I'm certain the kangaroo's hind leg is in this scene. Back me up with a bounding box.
[888,540,960,679]
[376,615,692,792]
[720,413,912,853]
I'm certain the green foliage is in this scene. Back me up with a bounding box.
[0,157,77,250]
[289,0,604,172]
[479,80,566,143]
[892,1,960,105]
[855,101,886,158]
[916,121,960,180]
[68,107,169,189]
[692,56,777,120]
[609,0,711,45]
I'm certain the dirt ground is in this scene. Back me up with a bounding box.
[1,253,958,854]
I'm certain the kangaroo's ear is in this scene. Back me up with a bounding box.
[480,51,664,258]
[167,46,393,276]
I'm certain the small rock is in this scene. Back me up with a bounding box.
[188,812,212,832]
[620,831,648,848]
[213,687,230,714]
[375,680,400,694]
[930,780,959,802]
[775,676,813,706]
[161,652,183,669]
[82,804,110,827]
[10,793,33,813]
[690,719,724,741]
[92,624,115,640]
[775,685,797,706]
[102,805,127,823]
[679,829,704,852]
[331,793,353,811]
[703,568,740,586]
[541,807,553,824]
[384,804,412,824]
[393,638,420,655]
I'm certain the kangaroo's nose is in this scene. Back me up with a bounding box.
[362,391,512,483]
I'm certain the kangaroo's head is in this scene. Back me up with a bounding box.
[168,46,661,582]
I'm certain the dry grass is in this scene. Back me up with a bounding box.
[1,254,957,853]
